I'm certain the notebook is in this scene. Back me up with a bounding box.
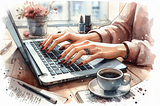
[5,9,127,86]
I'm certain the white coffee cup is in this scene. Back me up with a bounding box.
[97,68,131,91]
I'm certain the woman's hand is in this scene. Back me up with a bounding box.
[57,40,127,66]
[39,31,101,53]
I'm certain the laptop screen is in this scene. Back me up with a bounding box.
[6,9,44,85]
[6,9,29,62]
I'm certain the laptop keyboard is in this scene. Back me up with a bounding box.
[30,40,94,76]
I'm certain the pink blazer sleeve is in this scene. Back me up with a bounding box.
[89,2,156,67]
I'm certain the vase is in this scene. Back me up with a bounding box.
[27,17,48,36]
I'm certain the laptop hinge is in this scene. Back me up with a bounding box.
[24,46,43,85]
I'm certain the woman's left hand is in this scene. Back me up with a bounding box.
[58,40,127,66]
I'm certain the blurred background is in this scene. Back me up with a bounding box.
[6,0,126,27]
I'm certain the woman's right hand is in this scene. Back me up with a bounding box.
[39,31,101,53]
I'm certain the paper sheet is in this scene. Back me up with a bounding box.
[2,77,67,105]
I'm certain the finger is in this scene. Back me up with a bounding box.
[41,35,55,50]
[41,31,67,50]
[45,31,71,53]
[39,34,52,46]
[61,47,80,64]
[58,41,90,60]
[78,53,103,66]
[59,39,84,50]
[59,40,83,50]
[59,39,91,51]
[67,49,86,65]
[62,43,97,64]
[40,31,66,46]
[59,44,71,50]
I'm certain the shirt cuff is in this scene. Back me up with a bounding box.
[122,41,140,64]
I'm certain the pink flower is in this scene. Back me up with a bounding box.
[17,1,57,19]
[23,6,35,18]
[35,5,48,17]
[33,5,41,16]
[23,5,48,18]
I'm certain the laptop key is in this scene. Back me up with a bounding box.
[57,64,63,68]
[54,69,62,75]
[39,56,44,60]
[43,62,48,65]
[71,64,80,71]
[56,44,60,48]
[51,50,57,53]
[58,50,63,54]
[47,67,53,72]
[40,50,46,53]
[51,56,56,59]
[43,54,48,58]
[47,53,54,57]
[84,64,93,69]
[52,67,58,70]
[39,55,43,58]
[52,59,57,62]
[55,61,61,65]
[64,64,74,72]
[37,52,41,55]
[37,41,42,43]
[46,59,52,62]
[50,63,56,67]
[53,51,60,57]
[48,61,54,64]
[63,63,68,67]
[50,72,55,76]
[46,64,50,68]
[74,60,80,65]
[48,53,56,59]
[66,67,74,72]
[42,59,46,62]
[61,68,68,74]
[79,65,86,70]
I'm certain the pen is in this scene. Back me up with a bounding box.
[18,82,57,104]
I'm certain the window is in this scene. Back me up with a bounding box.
[8,1,125,27]
[70,1,109,21]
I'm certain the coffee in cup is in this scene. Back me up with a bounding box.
[97,68,131,91]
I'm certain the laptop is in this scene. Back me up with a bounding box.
[5,9,127,86]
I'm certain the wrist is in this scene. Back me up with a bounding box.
[117,44,128,59]
[85,33,102,42]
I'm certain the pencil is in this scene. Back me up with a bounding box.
[18,82,57,104]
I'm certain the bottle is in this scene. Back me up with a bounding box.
[84,15,92,33]
[78,15,85,34]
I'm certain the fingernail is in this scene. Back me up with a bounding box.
[77,62,83,66]
[67,61,72,65]
[57,55,62,59]
[39,43,43,46]
[41,46,44,50]
[60,59,65,64]
[45,49,49,53]
[59,47,65,50]
[57,31,62,33]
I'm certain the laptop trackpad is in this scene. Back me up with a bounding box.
[87,57,127,70]
[89,58,104,66]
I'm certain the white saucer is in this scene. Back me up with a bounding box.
[88,78,130,98]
